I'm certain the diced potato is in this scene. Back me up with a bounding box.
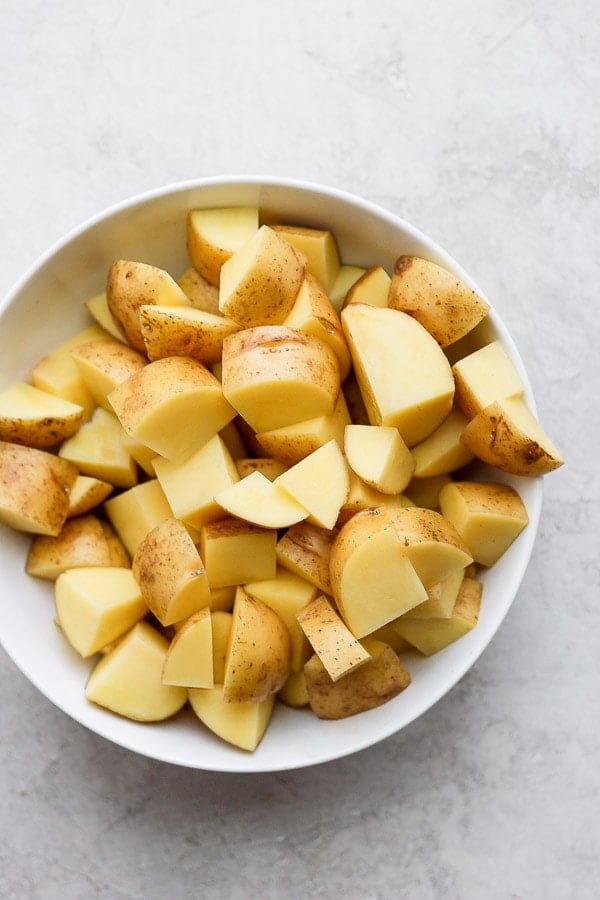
[439,480,529,566]
[162,607,214,688]
[329,264,366,313]
[200,517,277,588]
[393,576,483,655]
[404,473,453,510]
[0,382,84,448]
[337,470,414,528]
[219,225,306,327]
[211,610,233,682]
[85,621,187,721]
[187,206,259,286]
[59,407,138,488]
[26,513,125,579]
[344,423,414,495]
[67,475,114,517]
[274,439,349,530]
[341,303,455,446]
[55,566,147,658]
[132,516,211,626]
[139,305,241,366]
[344,264,391,308]
[188,686,275,752]
[451,339,525,419]
[0,441,77,536]
[271,223,341,294]
[398,568,464,619]
[85,292,128,342]
[177,266,220,313]
[277,669,309,708]
[215,470,309,529]
[388,255,489,347]
[256,390,351,466]
[304,636,411,719]
[275,520,335,595]
[104,478,172,557]
[70,339,147,410]
[284,273,351,379]
[108,355,236,464]
[296,594,370,682]
[235,457,288,481]
[410,406,474,477]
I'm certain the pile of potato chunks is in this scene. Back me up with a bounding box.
[0,205,563,752]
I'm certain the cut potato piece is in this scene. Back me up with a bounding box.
[275,521,335,595]
[0,441,77,536]
[187,206,259,286]
[215,470,309,529]
[244,567,317,672]
[452,340,525,419]
[271,224,340,294]
[344,424,414,495]
[221,325,340,434]
[388,255,490,347]
[439,480,528,567]
[85,621,187,721]
[162,607,213,688]
[85,292,128,342]
[108,355,236,464]
[106,259,192,353]
[284,273,351,379]
[26,514,125,579]
[70,339,147,410]
[398,568,464,619]
[200,517,277,588]
[153,433,239,530]
[331,526,428,637]
[211,610,233,683]
[29,324,111,419]
[404,474,453,510]
[337,470,414,527]
[104,478,172,557]
[235,457,288,481]
[393,576,483,655]
[223,586,291,703]
[59,407,138,488]
[177,266,220,314]
[344,264,391,308]
[139,305,241,366]
[0,382,84,448]
[411,406,474,477]
[219,225,306,327]
[132,516,210,626]
[341,303,455,446]
[188,686,275,752]
[296,594,370,682]
[460,396,564,477]
[277,669,309,708]
[274,439,349,530]
[55,566,147,658]
[304,636,411,720]
[329,264,366,313]
[67,475,114,517]
[256,390,351,466]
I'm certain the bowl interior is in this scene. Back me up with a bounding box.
[0,177,542,772]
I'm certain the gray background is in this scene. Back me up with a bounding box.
[1,2,598,898]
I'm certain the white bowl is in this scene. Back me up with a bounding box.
[0,177,542,772]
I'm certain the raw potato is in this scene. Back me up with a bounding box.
[221,325,340,434]
[344,265,391,308]
[404,474,452,510]
[393,576,483,655]
[460,396,564,477]
[277,669,309,708]
[223,586,292,703]
[132,516,211,626]
[329,264,366,312]
[70,339,147,410]
[188,686,275,752]
[271,224,340,294]
[187,206,259,286]
[304,636,411,720]
[410,406,475,477]
[274,439,349,530]
[59,407,138,488]
[85,292,128,342]
[85,621,187,721]
[215,470,309,529]
[219,225,306,327]
[177,266,220,314]
[54,566,147,657]
[235,457,288,481]
[275,520,335,595]
[211,610,233,682]
[0,382,84,448]
[400,568,465,620]
[200,516,277,587]
[452,339,525,419]
[337,470,414,527]
[256,390,351,466]
[104,478,172,557]
[106,259,192,353]
[341,303,455,446]
[67,475,114,517]
[296,594,371,681]
[108,355,236,464]
[139,305,241,366]
[388,255,490,347]
[439,480,529,567]
[343,424,415,495]
[162,607,214,688]
[0,441,78,536]
[283,273,351,379]
[26,514,125,579]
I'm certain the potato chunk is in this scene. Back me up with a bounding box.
[0,441,77,536]
[0,382,84,448]
[296,594,370,682]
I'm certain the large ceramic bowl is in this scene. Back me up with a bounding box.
[0,177,542,772]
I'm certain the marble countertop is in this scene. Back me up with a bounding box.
[0,2,598,898]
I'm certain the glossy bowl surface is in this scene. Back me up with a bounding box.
[0,177,542,772]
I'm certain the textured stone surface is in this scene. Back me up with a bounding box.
[0,1,598,898]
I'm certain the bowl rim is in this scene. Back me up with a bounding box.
[0,175,544,772]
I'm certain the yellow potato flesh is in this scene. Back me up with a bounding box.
[162,608,214,688]
[200,517,277,588]
[187,206,259,286]
[70,339,147,410]
[344,264,391,308]
[215,470,309,529]
[104,478,172,558]
[296,594,370,682]
[67,475,114,518]
[410,406,474,477]
[451,339,525,419]
[188,686,275,752]
[0,441,77,536]
[284,273,351,379]
[275,521,334,595]
[26,513,116,579]
[59,407,138,488]
[393,576,483,656]
[274,439,349,530]
[271,224,340,294]
[256,390,351,467]
[0,382,84,448]
[343,424,415,495]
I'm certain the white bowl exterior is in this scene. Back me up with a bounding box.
[0,177,542,772]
